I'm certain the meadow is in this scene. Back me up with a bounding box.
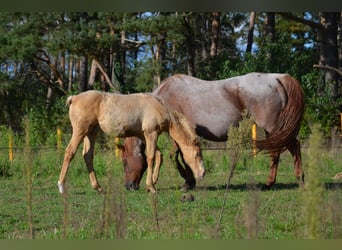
[0,125,342,239]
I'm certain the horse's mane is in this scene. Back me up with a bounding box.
[169,109,199,145]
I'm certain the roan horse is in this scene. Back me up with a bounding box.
[122,72,305,190]
[57,90,205,194]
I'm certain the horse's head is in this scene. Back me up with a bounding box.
[118,137,147,190]
[169,111,206,181]
[180,138,206,180]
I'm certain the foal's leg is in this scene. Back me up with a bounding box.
[58,129,84,194]
[152,149,163,185]
[83,125,103,193]
[287,139,304,184]
[144,132,158,193]
[265,151,280,188]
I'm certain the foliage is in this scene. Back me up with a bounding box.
[0,11,341,144]
[301,71,342,137]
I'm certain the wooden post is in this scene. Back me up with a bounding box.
[252,123,257,157]
[8,129,13,161]
[340,113,342,136]
[57,128,62,151]
[114,137,120,157]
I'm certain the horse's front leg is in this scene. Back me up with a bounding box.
[83,126,103,193]
[58,130,84,194]
[152,149,163,185]
[144,132,158,193]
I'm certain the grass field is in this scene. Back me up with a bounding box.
[1,130,342,239]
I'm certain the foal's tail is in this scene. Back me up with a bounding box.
[66,95,74,107]
[256,74,304,154]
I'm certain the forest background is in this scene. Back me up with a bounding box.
[0,12,341,145]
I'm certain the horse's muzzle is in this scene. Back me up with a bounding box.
[125,181,140,191]
[196,165,206,180]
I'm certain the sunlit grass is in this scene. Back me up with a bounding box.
[0,126,342,239]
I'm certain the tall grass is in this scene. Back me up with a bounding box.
[302,123,324,239]
[95,136,128,239]
[215,113,256,238]
[21,117,35,238]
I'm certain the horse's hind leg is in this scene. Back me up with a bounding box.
[58,129,84,194]
[265,151,280,189]
[83,125,103,193]
[287,139,304,184]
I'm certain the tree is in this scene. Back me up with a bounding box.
[246,12,256,53]
[210,12,220,57]
[279,12,341,100]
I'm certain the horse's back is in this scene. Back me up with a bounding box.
[67,90,104,129]
[99,93,170,136]
[153,73,301,139]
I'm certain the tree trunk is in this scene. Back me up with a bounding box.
[339,12,342,73]
[210,12,220,57]
[318,12,339,98]
[68,55,73,92]
[59,51,66,90]
[264,12,275,42]
[79,55,88,92]
[155,31,167,85]
[246,12,256,53]
[120,30,126,86]
[183,14,195,76]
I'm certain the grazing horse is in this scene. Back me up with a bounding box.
[57,90,205,194]
[117,137,162,190]
[122,73,305,190]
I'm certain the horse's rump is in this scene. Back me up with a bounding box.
[255,74,304,153]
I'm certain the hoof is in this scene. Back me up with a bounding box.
[146,185,156,194]
[261,183,273,191]
[57,181,64,194]
[95,186,105,193]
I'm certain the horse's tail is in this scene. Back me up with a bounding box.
[255,74,304,154]
[66,95,74,107]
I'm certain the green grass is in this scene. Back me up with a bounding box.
[0,135,342,239]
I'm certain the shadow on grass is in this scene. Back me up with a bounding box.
[196,181,342,192]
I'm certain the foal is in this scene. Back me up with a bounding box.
[57,90,205,194]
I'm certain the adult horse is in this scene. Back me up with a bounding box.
[57,90,205,194]
[122,72,305,190]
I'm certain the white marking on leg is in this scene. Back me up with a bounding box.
[57,181,64,194]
